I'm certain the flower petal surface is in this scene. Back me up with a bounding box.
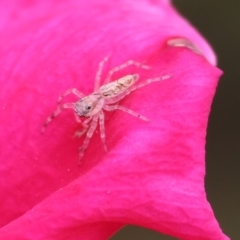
[0,0,228,239]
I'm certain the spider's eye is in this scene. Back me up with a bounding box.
[87,106,92,110]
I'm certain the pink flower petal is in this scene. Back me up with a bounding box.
[0,0,229,239]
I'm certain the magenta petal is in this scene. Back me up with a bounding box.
[0,0,229,239]
[0,48,228,239]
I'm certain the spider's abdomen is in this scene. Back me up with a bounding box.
[100,74,139,98]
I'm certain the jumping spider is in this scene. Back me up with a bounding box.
[42,57,170,164]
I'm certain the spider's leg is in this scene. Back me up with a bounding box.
[79,114,99,164]
[99,110,107,152]
[94,56,110,91]
[104,105,150,122]
[42,103,75,133]
[128,75,171,93]
[57,88,85,104]
[104,60,150,84]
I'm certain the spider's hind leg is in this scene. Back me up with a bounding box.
[57,88,85,104]
[104,105,150,122]
[94,56,110,91]
[104,60,150,85]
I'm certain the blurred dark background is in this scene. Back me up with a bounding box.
[112,1,240,239]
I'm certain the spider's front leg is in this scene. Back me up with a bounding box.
[41,103,75,133]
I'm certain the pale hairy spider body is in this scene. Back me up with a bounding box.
[42,57,170,164]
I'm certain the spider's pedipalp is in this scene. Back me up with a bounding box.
[82,117,93,128]
[74,113,82,123]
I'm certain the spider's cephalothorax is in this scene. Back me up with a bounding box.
[42,57,170,164]
[75,94,104,117]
